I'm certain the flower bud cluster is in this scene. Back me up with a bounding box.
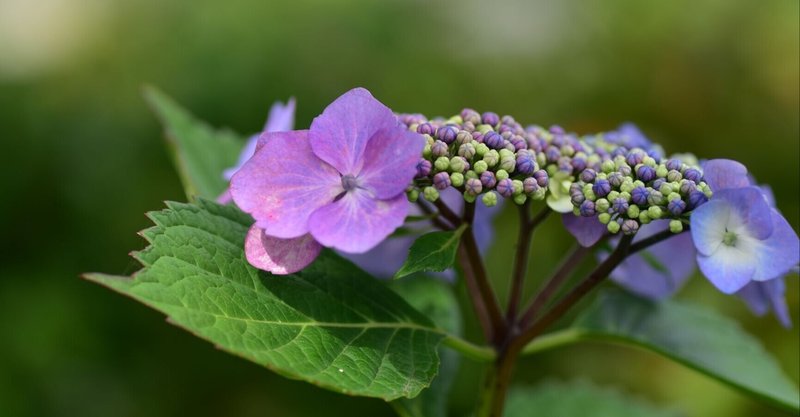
[568,148,712,235]
[399,109,551,207]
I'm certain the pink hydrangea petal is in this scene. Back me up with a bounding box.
[359,128,426,199]
[308,191,408,253]
[244,226,321,275]
[230,130,342,239]
[309,88,398,175]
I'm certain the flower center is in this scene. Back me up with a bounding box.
[341,174,360,192]
[722,230,738,247]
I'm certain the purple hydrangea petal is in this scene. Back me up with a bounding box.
[310,88,397,175]
[244,226,321,274]
[715,187,774,240]
[340,235,416,278]
[690,200,730,256]
[308,190,408,253]
[223,135,260,181]
[562,214,607,247]
[703,159,750,191]
[263,98,296,133]
[359,128,426,199]
[231,130,342,239]
[758,183,776,207]
[751,208,800,281]
[697,245,758,294]
[608,220,695,300]
[216,188,233,204]
[737,279,792,328]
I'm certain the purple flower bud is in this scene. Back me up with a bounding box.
[618,164,632,176]
[516,152,536,175]
[684,168,702,183]
[511,136,527,151]
[501,115,516,125]
[417,122,435,135]
[415,159,432,178]
[572,156,587,172]
[626,150,646,166]
[652,178,665,190]
[501,130,513,140]
[465,178,483,195]
[607,172,624,188]
[612,146,628,158]
[572,192,586,206]
[558,157,573,172]
[545,146,561,162]
[431,140,449,157]
[612,197,629,214]
[679,180,697,195]
[621,219,640,235]
[687,190,708,209]
[668,198,686,215]
[472,131,484,143]
[480,171,497,189]
[637,165,657,182]
[436,125,458,144]
[593,179,612,198]
[432,172,450,190]
[666,159,682,171]
[647,190,664,206]
[534,170,549,187]
[523,177,540,194]
[482,112,500,126]
[549,125,565,135]
[484,131,504,150]
[631,186,649,205]
[496,178,514,198]
[456,130,473,145]
[461,108,481,125]
[580,169,597,183]
[579,200,596,217]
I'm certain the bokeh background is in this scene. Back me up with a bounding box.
[1,0,798,416]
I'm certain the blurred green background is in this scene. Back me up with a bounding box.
[1,0,798,416]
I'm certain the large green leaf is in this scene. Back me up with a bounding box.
[395,226,466,279]
[144,87,244,200]
[505,380,681,417]
[85,199,446,401]
[390,277,462,417]
[531,291,800,412]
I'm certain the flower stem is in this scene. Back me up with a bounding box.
[442,335,496,362]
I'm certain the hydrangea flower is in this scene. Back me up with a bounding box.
[342,187,503,278]
[737,279,792,328]
[218,98,296,204]
[231,88,425,274]
[691,159,799,294]
[562,213,606,247]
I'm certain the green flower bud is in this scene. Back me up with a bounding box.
[531,187,547,200]
[434,156,450,172]
[546,165,558,176]
[475,142,490,157]
[474,160,489,174]
[477,124,493,134]
[584,188,597,201]
[633,180,645,188]
[463,191,476,203]
[638,211,651,224]
[643,156,656,167]
[450,156,467,173]
[573,207,581,216]
[465,170,479,180]
[669,219,684,233]
[450,172,464,187]
[448,115,464,124]
[407,189,419,202]
[607,221,621,234]
[619,191,631,201]
[499,148,514,159]
[408,123,419,133]
[667,170,682,182]
[656,164,668,178]
[659,183,672,196]
[422,144,432,158]
[512,179,524,195]
[667,192,681,203]
[499,156,516,172]
[599,213,612,224]
[536,153,546,167]
[458,143,476,159]
[423,134,435,145]
[607,191,620,201]
[513,193,528,205]
[561,145,575,156]
[601,160,616,173]
[648,206,663,219]
[423,186,439,202]
[483,150,500,167]
[482,191,498,207]
[627,205,640,219]
[595,198,610,213]
[596,172,607,180]
[620,180,635,193]
[496,169,509,181]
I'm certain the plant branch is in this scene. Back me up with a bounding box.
[458,244,494,343]
[505,204,552,322]
[442,335,497,362]
[416,200,455,231]
[433,198,463,227]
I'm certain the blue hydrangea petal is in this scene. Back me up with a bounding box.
[690,199,730,256]
[703,159,750,191]
[697,243,758,294]
[737,279,792,328]
[715,187,774,240]
[752,209,800,281]
[562,214,607,247]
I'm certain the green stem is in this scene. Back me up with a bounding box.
[520,328,585,356]
[442,335,496,362]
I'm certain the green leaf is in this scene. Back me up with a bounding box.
[395,225,467,279]
[505,380,681,417]
[570,291,800,412]
[143,86,244,200]
[85,199,446,401]
[389,277,462,417]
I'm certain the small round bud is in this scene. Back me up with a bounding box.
[656,164,668,178]
[531,187,547,200]
[407,189,419,202]
[496,169,510,181]
[647,190,664,206]
[647,206,663,219]
[667,169,682,182]
[572,192,586,205]
[474,160,489,174]
[483,150,500,166]
[607,172,624,188]
[422,144,432,158]
[638,211,651,224]
[456,130,473,145]
[458,143,476,159]
[621,219,639,235]
[484,131,504,149]
[463,191,476,203]
[688,190,709,209]
[607,221,621,234]
[665,159,682,171]
[417,123,435,135]
[415,159,432,178]
[598,213,612,224]
[482,112,500,126]
[431,140,449,157]
[475,143,490,157]
[433,172,451,190]
[516,152,536,175]
[513,193,528,205]
[668,198,686,216]
[436,125,458,144]
[679,180,697,196]
[496,178,514,198]
[423,186,439,202]
[683,168,702,183]
[627,205,640,219]
[465,170,479,180]
[669,220,684,233]
[461,108,481,125]
[580,169,597,183]
[593,179,612,198]
[612,198,629,215]
[480,171,497,189]
[579,200,596,217]
[637,165,656,182]
[465,178,483,195]
[482,191,498,207]
[643,156,656,167]
[631,186,649,206]
[626,150,645,166]
[607,190,620,202]
[477,124,493,134]
[450,172,464,187]
[595,198,610,213]
[512,179,524,195]
[499,156,516,172]
[450,156,468,173]
[534,170,549,187]
[523,177,540,195]
[434,156,450,172]
[601,160,616,173]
